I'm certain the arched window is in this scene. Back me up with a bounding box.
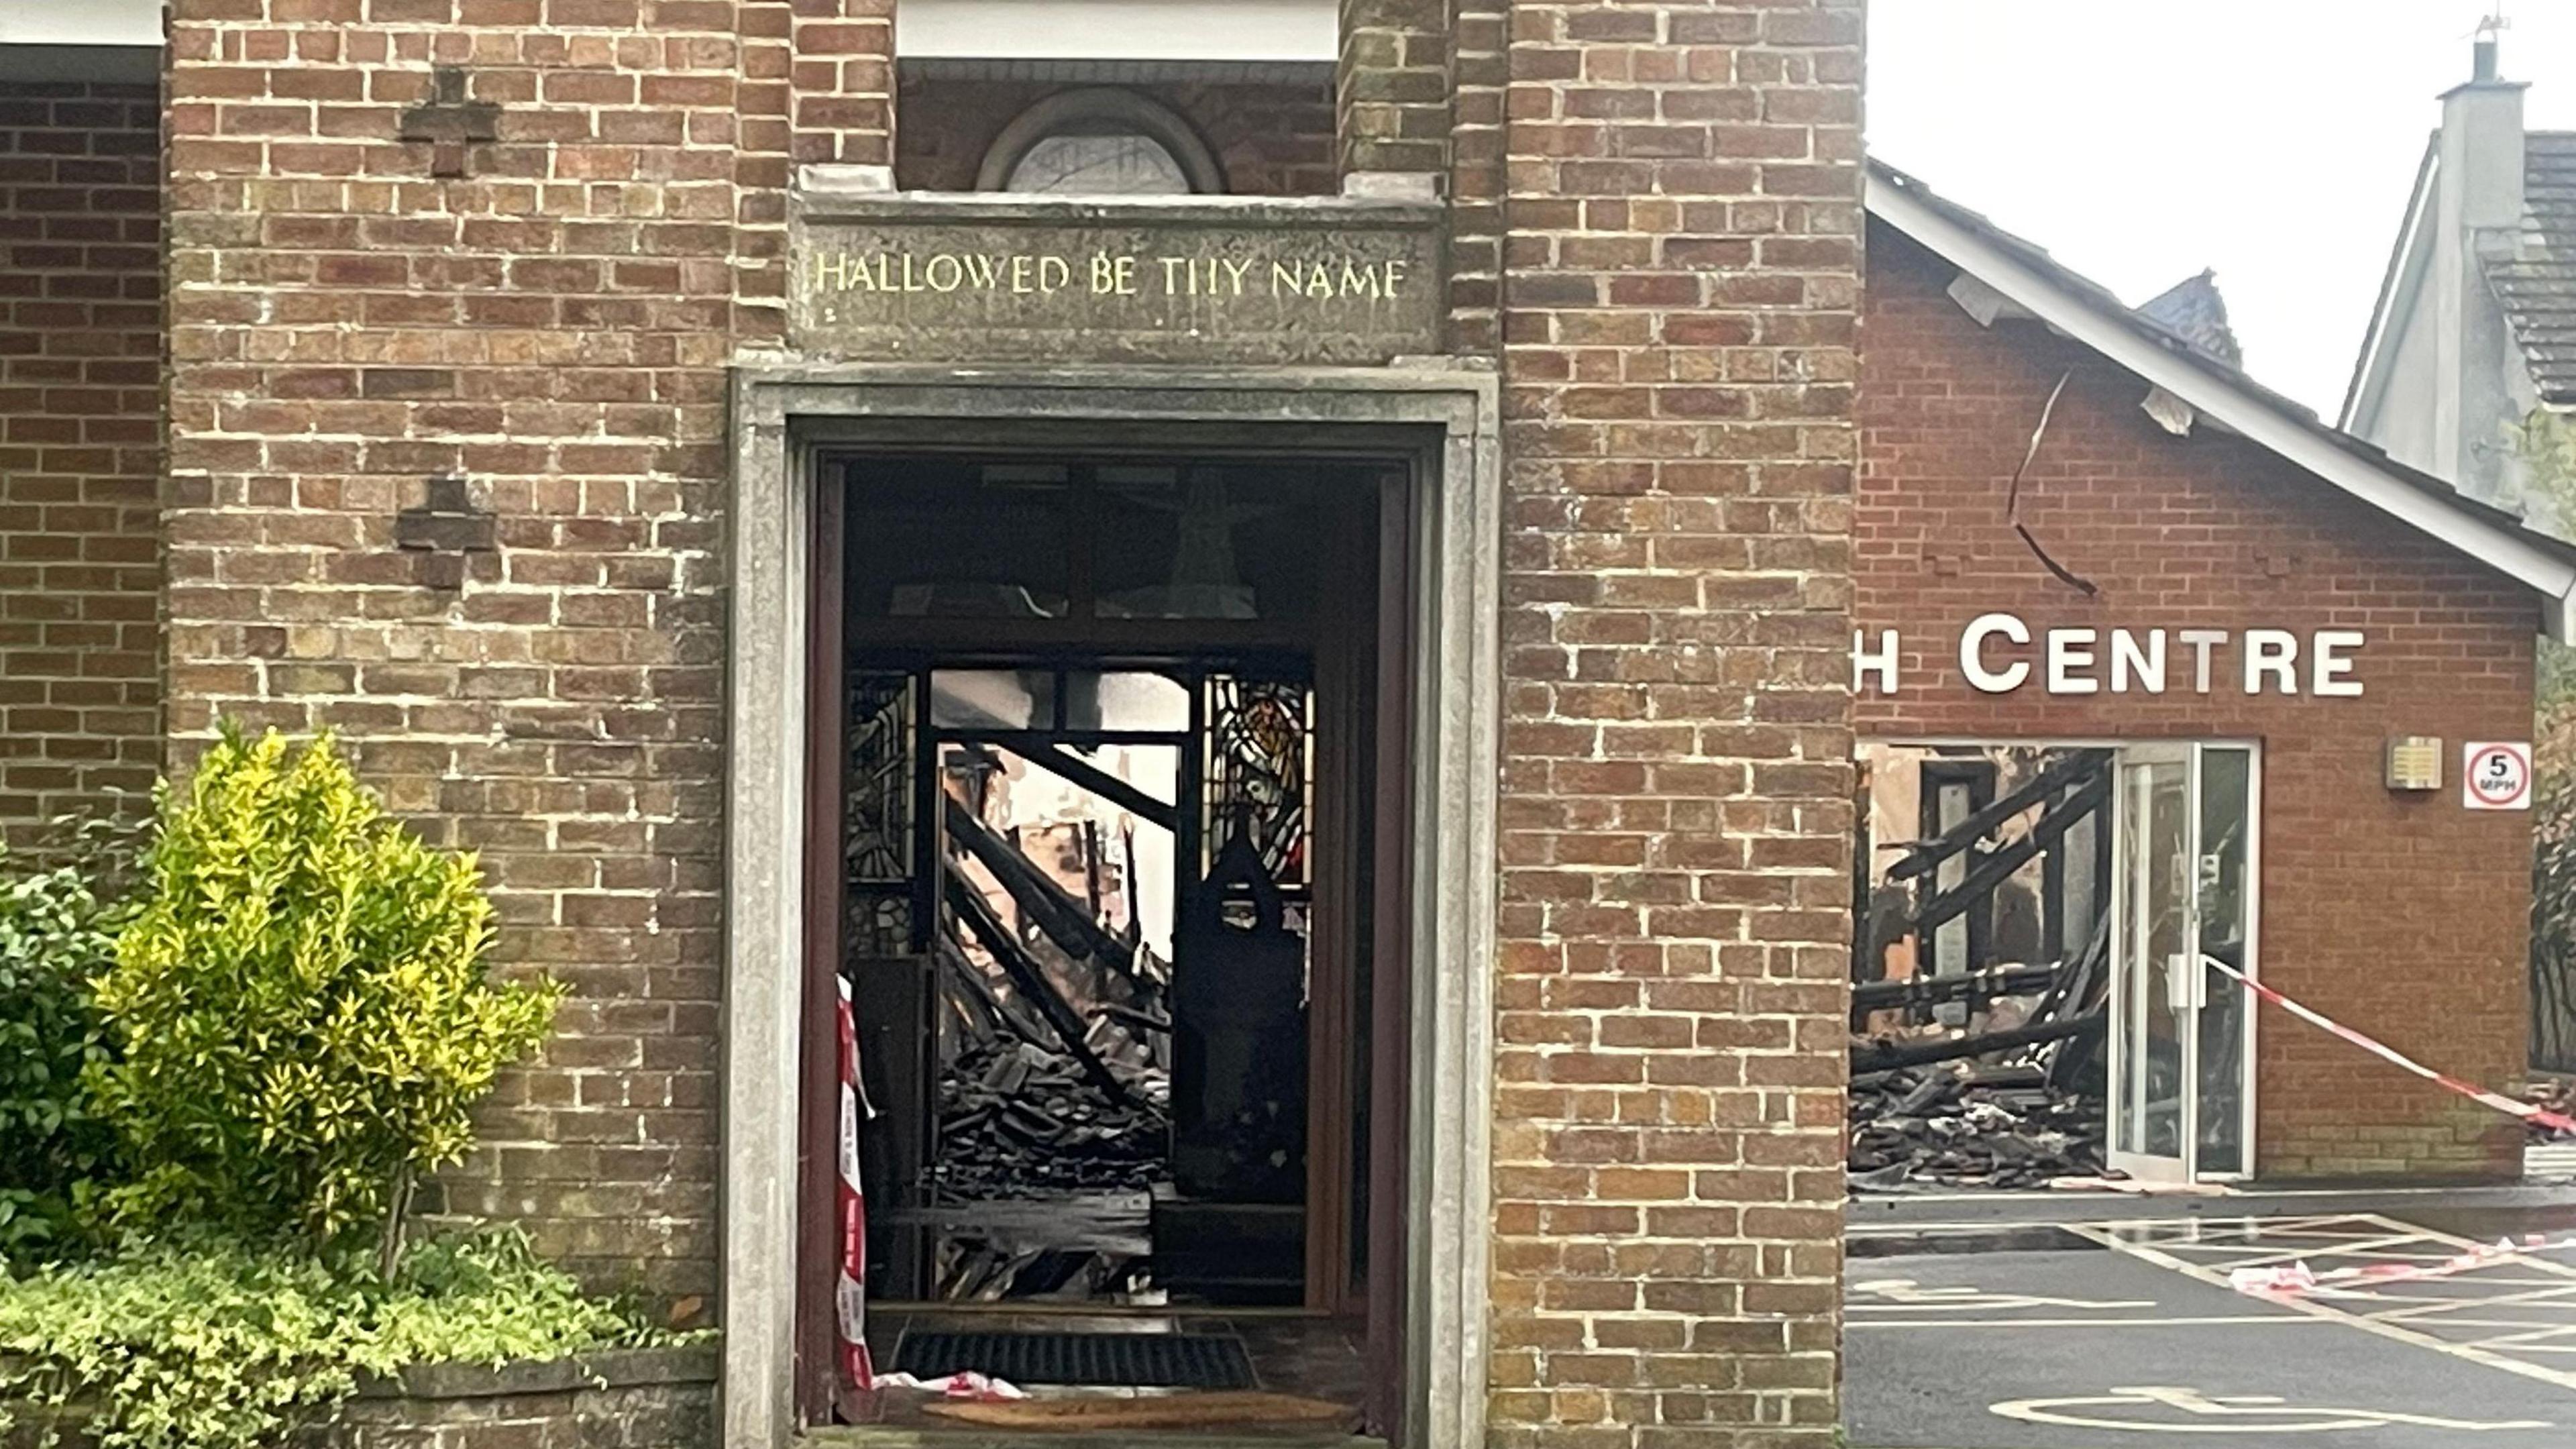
[975,88,1226,196]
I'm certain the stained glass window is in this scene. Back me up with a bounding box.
[1201,674,1311,891]
[847,671,917,956]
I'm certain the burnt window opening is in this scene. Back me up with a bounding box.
[842,460,1328,627]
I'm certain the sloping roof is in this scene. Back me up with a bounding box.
[1864,158,2576,641]
[2339,134,2438,431]
[2137,270,2242,369]
[2490,132,2576,406]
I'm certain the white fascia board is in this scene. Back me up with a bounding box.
[0,0,160,46]
[1868,170,2576,645]
[898,0,1336,63]
[2341,140,2440,433]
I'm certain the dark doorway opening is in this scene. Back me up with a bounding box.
[796,453,1414,1435]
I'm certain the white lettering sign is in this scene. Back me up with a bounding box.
[1959,612,2031,693]
[1854,616,2368,698]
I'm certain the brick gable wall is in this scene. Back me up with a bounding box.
[0,83,162,851]
[1491,3,1863,1444]
[164,0,756,1304]
[1858,227,2534,1178]
[160,0,1879,1426]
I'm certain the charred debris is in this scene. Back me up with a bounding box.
[1850,745,2112,1191]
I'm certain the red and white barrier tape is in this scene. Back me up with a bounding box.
[2200,955,2576,1137]
[835,975,875,1392]
[2232,1233,2576,1297]
[835,977,1026,1404]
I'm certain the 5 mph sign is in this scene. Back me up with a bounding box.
[2464,741,2534,812]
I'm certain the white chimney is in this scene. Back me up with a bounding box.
[2441,26,2528,233]
[2428,25,2530,498]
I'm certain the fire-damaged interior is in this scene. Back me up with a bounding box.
[799,453,1413,1430]
[1850,743,2257,1192]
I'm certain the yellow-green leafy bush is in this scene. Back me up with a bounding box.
[89,729,562,1252]
[0,1228,666,1449]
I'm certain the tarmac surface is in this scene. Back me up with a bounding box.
[1847,1191,2576,1448]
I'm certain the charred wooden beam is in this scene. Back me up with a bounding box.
[2031,912,2112,1026]
[941,860,1143,1108]
[1097,1001,1174,1035]
[1001,739,1181,833]
[2043,922,2114,1091]
[943,795,1146,986]
[1849,963,2061,1022]
[1850,1012,2106,1075]
[1911,770,2111,936]
[1886,749,2111,883]
[936,934,1049,1051]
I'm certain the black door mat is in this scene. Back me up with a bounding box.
[890,1330,1258,1390]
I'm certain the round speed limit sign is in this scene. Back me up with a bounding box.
[2464,741,2533,811]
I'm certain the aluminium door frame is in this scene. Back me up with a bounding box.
[2102,739,2263,1186]
[1863,735,2261,1186]
[2106,743,2194,1185]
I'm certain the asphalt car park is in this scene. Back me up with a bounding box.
[1849,1207,2576,1448]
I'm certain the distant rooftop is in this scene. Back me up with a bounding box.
[2493,132,2576,407]
[2137,270,2243,370]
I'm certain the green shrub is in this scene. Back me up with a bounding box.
[0,1228,669,1449]
[0,863,119,1258]
[89,728,563,1258]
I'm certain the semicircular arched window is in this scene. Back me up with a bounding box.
[975,88,1226,197]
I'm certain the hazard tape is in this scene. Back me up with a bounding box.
[835,975,874,1392]
[2231,1232,2576,1297]
[835,977,1028,1404]
[2200,954,2576,1137]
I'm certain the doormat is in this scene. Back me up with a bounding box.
[922,1391,1351,1431]
[889,1331,1258,1390]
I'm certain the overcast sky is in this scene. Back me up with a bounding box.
[1869,1,2576,419]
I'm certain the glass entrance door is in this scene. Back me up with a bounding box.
[2111,747,2192,1179]
[2109,744,2257,1183]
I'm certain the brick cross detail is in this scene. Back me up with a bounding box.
[396,67,500,179]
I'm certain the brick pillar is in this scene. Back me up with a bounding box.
[739,0,797,345]
[1491,2,1864,1444]
[163,0,743,1309]
[1448,0,1508,354]
[1337,0,1451,181]
[790,0,894,169]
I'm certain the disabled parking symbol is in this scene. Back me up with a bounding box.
[1990,1385,2550,1434]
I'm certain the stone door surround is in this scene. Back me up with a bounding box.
[724,364,1500,1449]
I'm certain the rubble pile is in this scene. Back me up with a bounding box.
[932,1040,1169,1199]
[1848,1065,2105,1191]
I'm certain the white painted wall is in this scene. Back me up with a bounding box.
[0,0,159,46]
[898,0,1334,62]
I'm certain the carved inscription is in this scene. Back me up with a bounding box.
[809,249,1413,303]
[791,215,1444,366]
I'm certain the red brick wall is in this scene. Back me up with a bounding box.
[1493,3,1862,1444]
[0,83,162,851]
[164,0,753,1305]
[1858,227,2535,1179]
[896,77,1336,196]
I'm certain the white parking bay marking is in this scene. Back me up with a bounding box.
[1849,1278,2155,1312]
[2076,1214,2576,1394]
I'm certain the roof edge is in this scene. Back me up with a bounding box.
[1864,163,2576,645]
[2341,136,2441,431]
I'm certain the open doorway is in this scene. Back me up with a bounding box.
[1849,741,2259,1193]
[799,454,1411,1434]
